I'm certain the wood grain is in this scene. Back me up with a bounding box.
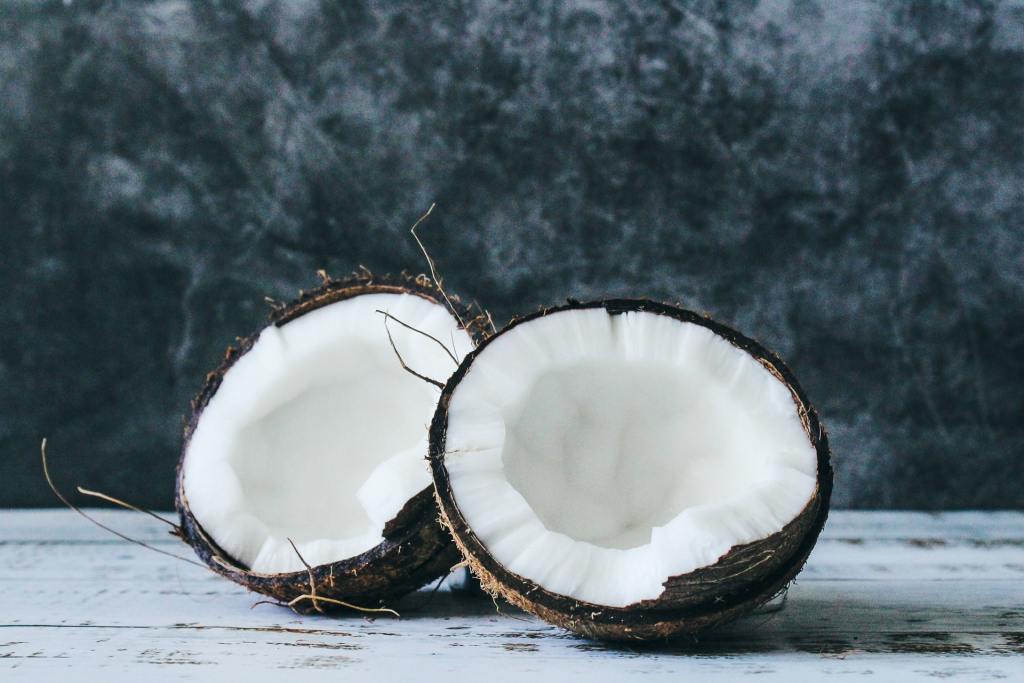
[1,510,1022,680]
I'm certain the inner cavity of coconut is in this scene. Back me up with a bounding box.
[183,292,473,574]
[443,307,817,607]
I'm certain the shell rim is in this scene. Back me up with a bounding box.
[428,298,833,632]
[175,271,488,594]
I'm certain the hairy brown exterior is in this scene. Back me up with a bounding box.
[176,270,490,611]
[428,299,833,640]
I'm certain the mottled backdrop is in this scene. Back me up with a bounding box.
[2,0,1022,508]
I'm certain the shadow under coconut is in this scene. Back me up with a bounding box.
[562,593,1024,657]
[256,582,1023,658]
[386,589,508,620]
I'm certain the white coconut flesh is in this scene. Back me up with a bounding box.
[182,292,473,574]
[443,308,818,607]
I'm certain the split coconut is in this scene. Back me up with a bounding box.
[177,273,488,610]
[429,299,832,640]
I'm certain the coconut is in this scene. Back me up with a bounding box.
[176,271,489,611]
[428,299,832,640]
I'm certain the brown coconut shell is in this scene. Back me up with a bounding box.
[428,299,833,640]
[176,270,491,611]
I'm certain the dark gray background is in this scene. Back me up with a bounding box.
[2,0,1022,509]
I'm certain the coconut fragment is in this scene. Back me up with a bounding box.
[429,299,832,640]
[177,273,487,609]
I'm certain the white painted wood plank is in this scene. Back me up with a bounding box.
[822,511,1024,540]
[1,510,1022,680]
[4,511,1022,584]
[0,508,178,543]
[2,542,1021,584]
[1,625,1021,682]
[4,509,1022,542]
[4,576,1022,638]
[2,624,1018,683]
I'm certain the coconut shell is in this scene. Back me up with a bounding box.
[176,270,491,611]
[428,299,833,640]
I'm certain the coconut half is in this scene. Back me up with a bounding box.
[429,299,832,640]
[177,273,487,609]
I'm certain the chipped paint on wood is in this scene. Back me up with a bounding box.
[1,511,1022,680]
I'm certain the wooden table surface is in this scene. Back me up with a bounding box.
[1,510,1022,681]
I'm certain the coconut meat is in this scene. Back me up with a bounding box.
[443,308,817,607]
[183,292,473,574]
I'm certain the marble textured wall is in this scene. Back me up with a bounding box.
[2,0,1022,508]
